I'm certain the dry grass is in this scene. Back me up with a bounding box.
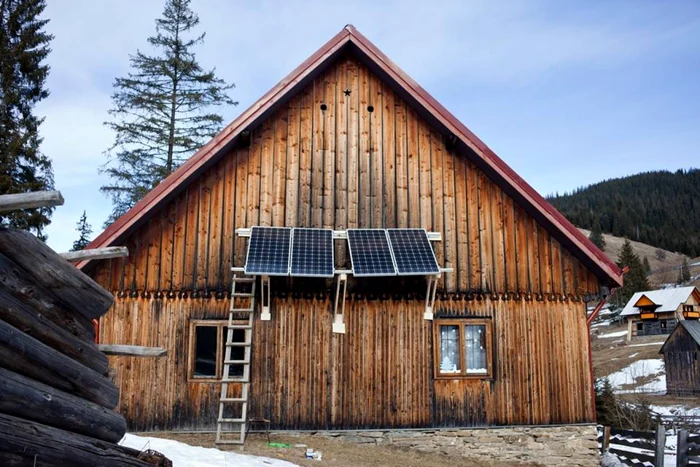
[144,431,538,467]
[590,324,665,378]
[578,228,699,287]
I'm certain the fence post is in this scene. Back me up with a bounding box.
[677,429,689,467]
[654,424,666,467]
[602,426,611,452]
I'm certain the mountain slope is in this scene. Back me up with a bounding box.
[549,169,700,257]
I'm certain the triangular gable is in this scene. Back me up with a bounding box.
[634,294,657,308]
[660,321,700,354]
[79,25,622,286]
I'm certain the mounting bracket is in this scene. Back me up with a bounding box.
[333,273,348,333]
[260,275,271,321]
[424,275,439,320]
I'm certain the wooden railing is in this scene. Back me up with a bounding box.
[598,425,700,466]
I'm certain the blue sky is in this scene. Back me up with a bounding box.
[37,0,700,251]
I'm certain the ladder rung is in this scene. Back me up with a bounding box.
[227,325,252,330]
[220,397,248,403]
[222,377,249,383]
[230,308,254,312]
[225,342,251,347]
[224,359,250,364]
[232,277,256,283]
[219,418,246,423]
[233,292,255,297]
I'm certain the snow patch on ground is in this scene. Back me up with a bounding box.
[119,434,299,467]
[598,330,628,339]
[605,359,666,394]
[628,341,665,348]
[651,405,700,417]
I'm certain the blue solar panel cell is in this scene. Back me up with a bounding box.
[387,228,439,275]
[291,228,334,277]
[347,229,397,277]
[244,227,292,276]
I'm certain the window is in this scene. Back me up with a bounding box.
[636,322,644,331]
[434,319,492,379]
[188,320,247,382]
[683,305,694,312]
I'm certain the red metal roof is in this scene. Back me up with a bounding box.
[80,25,622,286]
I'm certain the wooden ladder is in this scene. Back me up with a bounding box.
[215,274,255,445]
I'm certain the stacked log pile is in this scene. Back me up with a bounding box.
[0,227,161,466]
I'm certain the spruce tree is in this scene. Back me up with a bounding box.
[613,239,650,307]
[0,0,54,238]
[71,211,92,251]
[589,222,606,250]
[677,257,691,284]
[101,0,236,224]
[642,256,651,276]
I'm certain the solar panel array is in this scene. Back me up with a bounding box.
[387,228,439,275]
[243,227,440,278]
[244,227,292,276]
[291,228,334,277]
[347,229,397,277]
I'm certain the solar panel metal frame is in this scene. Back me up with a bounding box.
[386,228,440,276]
[290,227,335,278]
[346,228,398,277]
[243,226,293,276]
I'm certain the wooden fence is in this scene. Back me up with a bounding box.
[599,425,700,467]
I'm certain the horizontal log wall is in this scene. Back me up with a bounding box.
[100,295,593,430]
[91,57,600,298]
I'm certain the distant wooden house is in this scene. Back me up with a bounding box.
[660,321,700,396]
[621,287,700,341]
[78,26,622,435]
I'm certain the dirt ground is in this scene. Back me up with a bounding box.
[590,323,665,377]
[145,431,539,467]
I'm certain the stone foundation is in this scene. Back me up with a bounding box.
[311,425,600,466]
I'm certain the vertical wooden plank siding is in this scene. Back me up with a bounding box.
[88,56,603,432]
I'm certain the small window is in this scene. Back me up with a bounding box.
[188,320,229,382]
[683,305,694,312]
[435,319,492,379]
[636,322,644,331]
[660,320,667,329]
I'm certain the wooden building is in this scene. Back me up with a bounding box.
[621,287,700,341]
[660,321,700,396]
[80,26,622,432]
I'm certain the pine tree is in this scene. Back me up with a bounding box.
[71,211,92,251]
[101,0,236,224]
[677,257,691,284]
[589,222,606,250]
[642,256,651,276]
[613,239,650,307]
[0,0,54,238]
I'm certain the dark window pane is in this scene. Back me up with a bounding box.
[194,326,218,377]
[227,329,246,378]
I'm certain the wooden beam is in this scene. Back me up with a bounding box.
[97,344,167,358]
[61,246,129,262]
[0,319,119,409]
[0,413,152,467]
[0,190,64,213]
[0,228,114,320]
[0,368,126,443]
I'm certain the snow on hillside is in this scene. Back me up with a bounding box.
[120,434,299,467]
[605,359,666,394]
[598,330,627,339]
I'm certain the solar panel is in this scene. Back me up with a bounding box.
[244,227,292,276]
[347,229,397,277]
[387,228,440,275]
[290,228,334,278]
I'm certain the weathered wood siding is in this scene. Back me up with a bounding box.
[662,326,700,396]
[99,295,593,430]
[91,56,600,298]
[91,56,599,431]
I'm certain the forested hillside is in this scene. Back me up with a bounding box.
[548,169,700,257]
